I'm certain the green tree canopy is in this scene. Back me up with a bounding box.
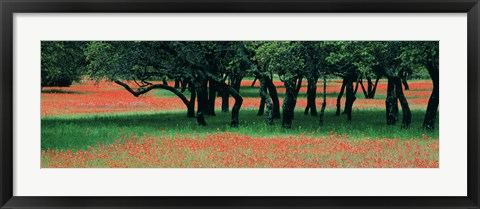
[41,41,87,87]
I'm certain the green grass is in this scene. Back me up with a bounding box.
[42,109,439,151]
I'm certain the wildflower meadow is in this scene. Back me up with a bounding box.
[41,41,439,168]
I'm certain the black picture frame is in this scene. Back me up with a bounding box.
[1,0,479,208]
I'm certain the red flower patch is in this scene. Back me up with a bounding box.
[41,132,439,168]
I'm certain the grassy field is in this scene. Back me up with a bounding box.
[42,109,438,151]
[41,79,439,168]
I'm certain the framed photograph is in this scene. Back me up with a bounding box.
[1,0,479,208]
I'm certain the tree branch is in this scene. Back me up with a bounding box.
[114,80,190,106]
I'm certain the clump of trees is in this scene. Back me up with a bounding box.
[41,41,87,87]
[41,41,439,130]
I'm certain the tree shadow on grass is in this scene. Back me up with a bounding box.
[41,109,439,151]
[41,89,90,94]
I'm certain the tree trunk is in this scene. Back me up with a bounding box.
[367,77,373,98]
[365,76,380,99]
[359,79,369,99]
[354,79,360,94]
[229,89,242,128]
[206,80,217,116]
[259,75,273,125]
[206,73,243,127]
[385,78,398,125]
[401,71,410,90]
[221,88,229,112]
[423,63,439,130]
[174,79,180,88]
[181,80,188,93]
[265,76,281,119]
[402,79,409,90]
[336,79,346,116]
[304,77,318,116]
[319,75,327,125]
[423,83,439,130]
[251,76,258,87]
[282,79,296,128]
[344,77,356,120]
[187,83,196,118]
[370,76,380,99]
[291,78,303,119]
[196,81,208,126]
[394,77,411,128]
[232,75,242,93]
[258,97,266,116]
[217,83,243,127]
